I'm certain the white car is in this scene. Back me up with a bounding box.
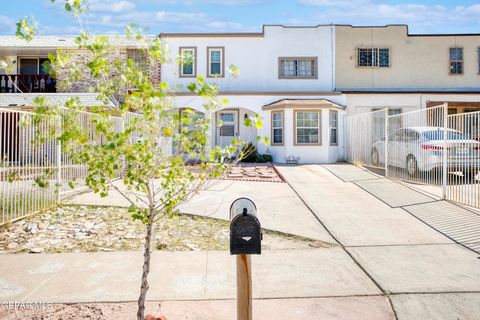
[371,127,480,178]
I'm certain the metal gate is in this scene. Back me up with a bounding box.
[345,103,480,209]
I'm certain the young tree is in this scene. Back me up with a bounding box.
[9,1,266,319]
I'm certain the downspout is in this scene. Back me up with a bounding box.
[331,24,335,92]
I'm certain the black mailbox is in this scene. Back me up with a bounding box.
[230,197,262,255]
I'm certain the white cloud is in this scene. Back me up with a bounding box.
[206,21,246,30]
[140,0,258,5]
[295,1,480,33]
[89,0,136,13]
[299,0,369,6]
[155,11,207,22]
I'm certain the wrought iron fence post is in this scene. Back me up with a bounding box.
[384,107,389,177]
[442,102,448,199]
[56,138,61,204]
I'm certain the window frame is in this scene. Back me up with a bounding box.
[179,108,205,134]
[449,47,464,75]
[477,47,480,75]
[294,110,322,146]
[207,46,225,78]
[127,49,148,73]
[356,47,391,68]
[271,110,284,146]
[179,46,197,78]
[278,57,318,79]
[329,110,338,146]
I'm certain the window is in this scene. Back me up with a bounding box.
[357,48,390,67]
[295,111,321,145]
[179,47,196,77]
[177,109,205,154]
[207,47,224,77]
[449,47,463,74]
[127,49,148,73]
[219,112,235,136]
[180,108,204,134]
[279,57,317,79]
[477,47,480,74]
[329,110,338,145]
[271,111,284,145]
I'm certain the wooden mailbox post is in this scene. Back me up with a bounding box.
[230,198,262,320]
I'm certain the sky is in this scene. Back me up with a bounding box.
[0,0,479,36]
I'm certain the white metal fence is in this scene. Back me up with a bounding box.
[1,109,57,224]
[345,109,387,169]
[0,108,131,224]
[345,103,480,209]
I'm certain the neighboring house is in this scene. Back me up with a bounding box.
[0,35,157,165]
[335,25,480,116]
[1,24,480,164]
[0,35,159,97]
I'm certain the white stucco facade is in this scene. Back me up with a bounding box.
[160,25,336,92]
[161,25,343,164]
[173,94,346,164]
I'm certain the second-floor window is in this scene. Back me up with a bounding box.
[477,47,480,74]
[279,57,318,79]
[127,49,148,73]
[179,47,196,77]
[357,48,390,67]
[449,47,463,74]
[207,47,224,77]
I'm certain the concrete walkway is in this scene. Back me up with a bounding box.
[67,179,336,243]
[2,164,479,319]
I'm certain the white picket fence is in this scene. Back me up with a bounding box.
[345,103,480,209]
[0,108,135,224]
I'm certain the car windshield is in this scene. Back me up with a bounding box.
[422,130,468,140]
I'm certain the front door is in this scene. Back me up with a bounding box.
[216,110,238,147]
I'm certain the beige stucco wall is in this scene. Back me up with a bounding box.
[335,25,480,89]
[345,93,480,116]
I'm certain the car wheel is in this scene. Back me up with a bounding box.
[371,148,379,166]
[406,155,418,177]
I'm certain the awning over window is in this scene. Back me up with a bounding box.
[262,98,345,111]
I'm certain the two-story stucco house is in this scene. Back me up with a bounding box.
[160,25,346,164]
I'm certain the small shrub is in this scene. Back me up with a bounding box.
[241,142,258,163]
[256,154,272,163]
[240,143,272,163]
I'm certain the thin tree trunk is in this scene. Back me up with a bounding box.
[137,213,154,320]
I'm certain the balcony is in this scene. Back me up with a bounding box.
[0,74,56,93]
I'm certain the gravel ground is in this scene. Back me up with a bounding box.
[0,205,327,254]
[0,301,164,320]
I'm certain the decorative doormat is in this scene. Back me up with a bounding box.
[223,163,285,183]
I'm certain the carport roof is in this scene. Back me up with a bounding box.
[262,98,345,111]
[0,93,114,108]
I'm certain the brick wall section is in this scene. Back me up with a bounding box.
[56,48,161,94]
[56,48,128,93]
[148,58,162,88]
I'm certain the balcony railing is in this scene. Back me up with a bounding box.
[0,74,56,93]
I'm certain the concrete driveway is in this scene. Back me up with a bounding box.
[276,163,480,320]
[2,163,479,319]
